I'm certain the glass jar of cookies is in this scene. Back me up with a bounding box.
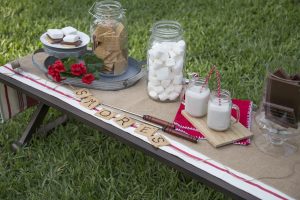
[89,0,128,75]
[147,20,186,102]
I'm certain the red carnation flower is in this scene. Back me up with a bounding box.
[53,60,66,73]
[48,64,63,82]
[71,63,87,76]
[52,72,62,82]
[82,73,95,84]
[48,65,56,76]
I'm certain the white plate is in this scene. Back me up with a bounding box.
[40,31,90,49]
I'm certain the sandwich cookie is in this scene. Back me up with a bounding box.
[62,26,77,35]
[61,34,82,46]
[46,29,64,44]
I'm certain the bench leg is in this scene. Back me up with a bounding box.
[11,103,68,152]
[36,114,68,138]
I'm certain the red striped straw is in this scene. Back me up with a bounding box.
[201,65,216,91]
[215,69,222,105]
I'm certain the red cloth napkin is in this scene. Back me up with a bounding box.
[173,99,252,145]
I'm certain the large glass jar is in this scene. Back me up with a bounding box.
[89,0,128,75]
[147,20,186,102]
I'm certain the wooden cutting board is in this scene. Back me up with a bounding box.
[181,110,253,148]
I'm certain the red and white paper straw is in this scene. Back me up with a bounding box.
[215,69,222,105]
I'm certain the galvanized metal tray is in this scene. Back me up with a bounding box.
[32,49,146,91]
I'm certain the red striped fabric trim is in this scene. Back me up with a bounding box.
[170,144,288,200]
[2,65,289,200]
[4,84,12,118]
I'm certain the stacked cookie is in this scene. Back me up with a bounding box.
[47,26,82,46]
[147,40,186,101]
[92,21,128,75]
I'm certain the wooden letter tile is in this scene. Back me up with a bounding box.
[95,108,116,120]
[80,96,101,110]
[114,115,135,128]
[74,88,92,99]
[134,124,158,137]
[148,134,170,148]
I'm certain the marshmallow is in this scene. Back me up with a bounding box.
[168,92,180,101]
[156,67,170,80]
[148,74,161,86]
[152,59,164,69]
[158,51,169,61]
[174,85,183,93]
[153,86,164,94]
[169,72,176,80]
[161,42,175,51]
[63,35,80,43]
[165,85,175,94]
[148,58,155,66]
[147,83,155,91]
[168,50,177,59]
[148,69,157,78]
[161,80,171,88]
[149,90,158,99]
[62,26,77,35]
[173,46,185,56]
[148,49,155,58]
[47,29,63,39]
[173,58,184,74]
[149,47,168,61]
[177,40,186,49]
[148,79,161,86]
[165,58,176,67]
[173,74,183,84]
[158,92,168,101]
[151,42,161,51]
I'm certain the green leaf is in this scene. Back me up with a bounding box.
[82,53,103,65]
[93,71,100,80]
[86,63,103,73]
[60,71,77,78]
[61,57,78,71]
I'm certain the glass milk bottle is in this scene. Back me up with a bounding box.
[185,77,210,117]
[207,90,240,131]
[147,20,186,102]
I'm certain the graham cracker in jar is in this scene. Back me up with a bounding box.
[93,21,115,43]
[93,46,110,59]
[92,21,128,75]
[114,59,128,74]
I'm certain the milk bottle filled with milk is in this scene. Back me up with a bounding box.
[207,89,240,131]
[185,77,210,117]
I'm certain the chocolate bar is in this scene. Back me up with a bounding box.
[265,69,300,127]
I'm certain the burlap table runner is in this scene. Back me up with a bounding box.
[15,53,300,199]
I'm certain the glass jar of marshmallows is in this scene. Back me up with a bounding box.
[147,20,186,102]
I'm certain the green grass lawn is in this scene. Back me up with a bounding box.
[1,0,299,199]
